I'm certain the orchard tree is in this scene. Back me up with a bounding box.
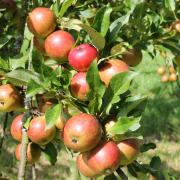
[0,0,179,180]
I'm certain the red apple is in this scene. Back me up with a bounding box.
[33,36,46,54]
[70,72,89,101]
[0,84,22,112]
[62,113,102,152]
[99,59,129,86]
[45,30,75,61]
[68,43,98,72]
[27,7,56,38]
[10,114,24,142]
[122,48,142,66]
[86,141,120,174]
[15,142,41,164]
[27,116,56,145]
[117,138,139,165]
[77,153,100,178]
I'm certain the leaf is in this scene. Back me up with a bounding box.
[26,79,45,97]
[104,173,118,180]
[101,71,137,115]
[58,0,74,18]
[0,57,9,70]
[150,156,162,170]
[108,116,141,136]
[0,35,12,49]
[5,69,41,86]
[140,143,156,153]
[9,53,28,70]
[78,23,105,50]
[45,104,62,130]
[42,142,57,165]
[118,95,147,117]
[164,0,175,11]
[86,61,106,114]
[92,6,112,37]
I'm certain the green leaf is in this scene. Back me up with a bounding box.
[58,0,74,18]
[78,23,105,50]
[26,79,45,97]
[140,143,156,153]
[0,57,9,70]
[5,69,41,86]
[150,156,162,170]
[45,104,62,130]
[86,61,106,114]
[92,6,112,37]
[0,35,12,49]
[108,116,141,136]
[101,71,137,115]
[164,0,175,11]
[42,142,57,165]
[9,53,28,70]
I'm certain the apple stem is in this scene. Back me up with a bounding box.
[18,128,29,180]
[0,113,8,154]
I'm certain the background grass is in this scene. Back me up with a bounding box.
[0,55,180,179]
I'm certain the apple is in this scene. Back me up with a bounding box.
[68,43,98,72]
[10,114,24,142]
[116,138,139,165]
[15,142,41,164]
[171,20,180,33]
[55,110,67,130]
[85,141,120,174]
[45,30,75,61]
[70,72,89,101]
[0,84,22,112]
[33,36,46,54]
[62,113,102,152]
[27,116,56,145]
[157,66,166,75]
[99,59,129,86]
[76,153,100,178]
[27,7,56,38]
[161,74,169,82]
[169,73,177,82]
[122,48,142,66]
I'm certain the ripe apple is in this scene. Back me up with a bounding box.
[77,153,100,178]
[62,113,102,152]
[15,142,41,164]
[86,141,120,174]
[169,73,177,82]
[161,74,169,82]
[122,48,142,66]
[33,36,46,54]
[10,114,24,142]
[27,7,56,38]
[0,84,22,112]
[99,59,129,86]
[68,43,98,72]
[70,72,89,101]
[116,138,139,165]
[157,66,166,75]
[45,30,75,61]
[27,116,56,145]
[171,20,180,33]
